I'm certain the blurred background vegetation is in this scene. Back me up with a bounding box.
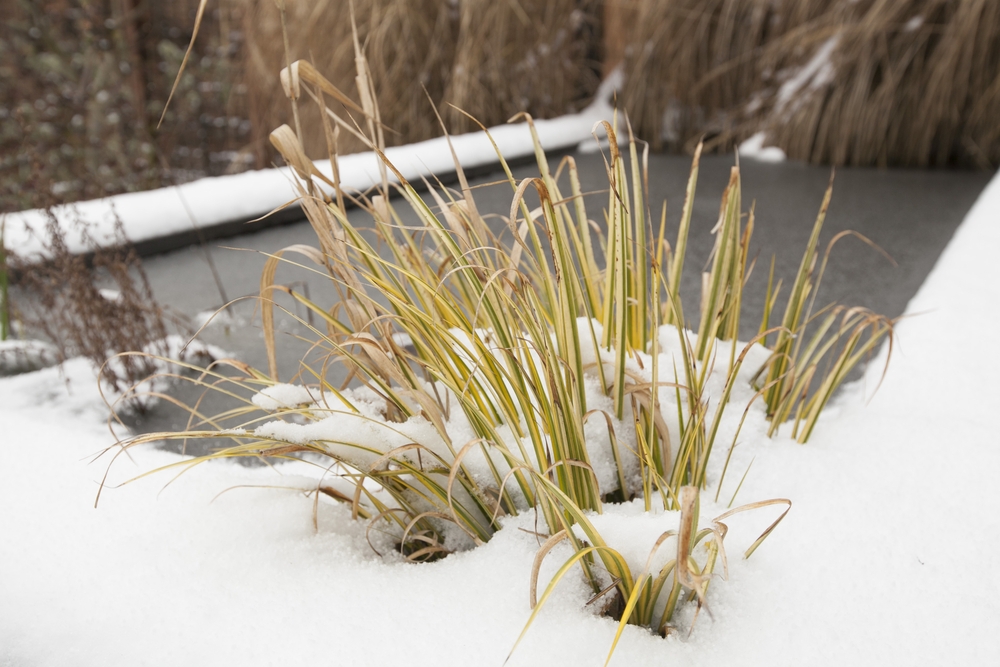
[1,0,250,213]
[3,0,998,215]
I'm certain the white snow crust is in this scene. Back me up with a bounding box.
[251,383,318,411]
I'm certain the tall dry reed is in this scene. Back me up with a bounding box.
[617,0,837,153]
[241,0,455,158]
[239,0,601,159]
[767,0,1000,167]
[441,0,601,132]
[617,0,1000,167]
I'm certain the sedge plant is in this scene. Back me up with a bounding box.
[756,185,895,443]
[112,15,892,656]
[113,110,788,638]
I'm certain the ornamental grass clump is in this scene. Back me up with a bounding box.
[118,104,790,639]
[115,14,891,655]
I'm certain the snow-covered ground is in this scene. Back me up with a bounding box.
[2,167,999,664]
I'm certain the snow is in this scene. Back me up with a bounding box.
[2,166,999,663]
[0,338,58,375]
[237,319,770,515]
[775,36,839,116]
[4,71,623,260]
[904,15,924,32]
[97,288,122,303]
[251,382,318,411]
[738,132,787,163]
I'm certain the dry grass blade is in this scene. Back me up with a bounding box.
[712,497,792,559]
[158,0,209,129]
[281,59,370,120]
[505,544,610,666]
[259,243,328,381]
[675,486,703,590]
[269,125,338,191]
[529,529,569,609]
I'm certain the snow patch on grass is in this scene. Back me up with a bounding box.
[776,36,839,116]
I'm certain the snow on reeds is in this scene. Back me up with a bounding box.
[243,0,1000,168]
[617,0,1000,167]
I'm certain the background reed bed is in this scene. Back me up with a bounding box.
[4,0,997,215]
[616,0,1000,167]
[240,0,602,155]
[213,0,1000,168]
